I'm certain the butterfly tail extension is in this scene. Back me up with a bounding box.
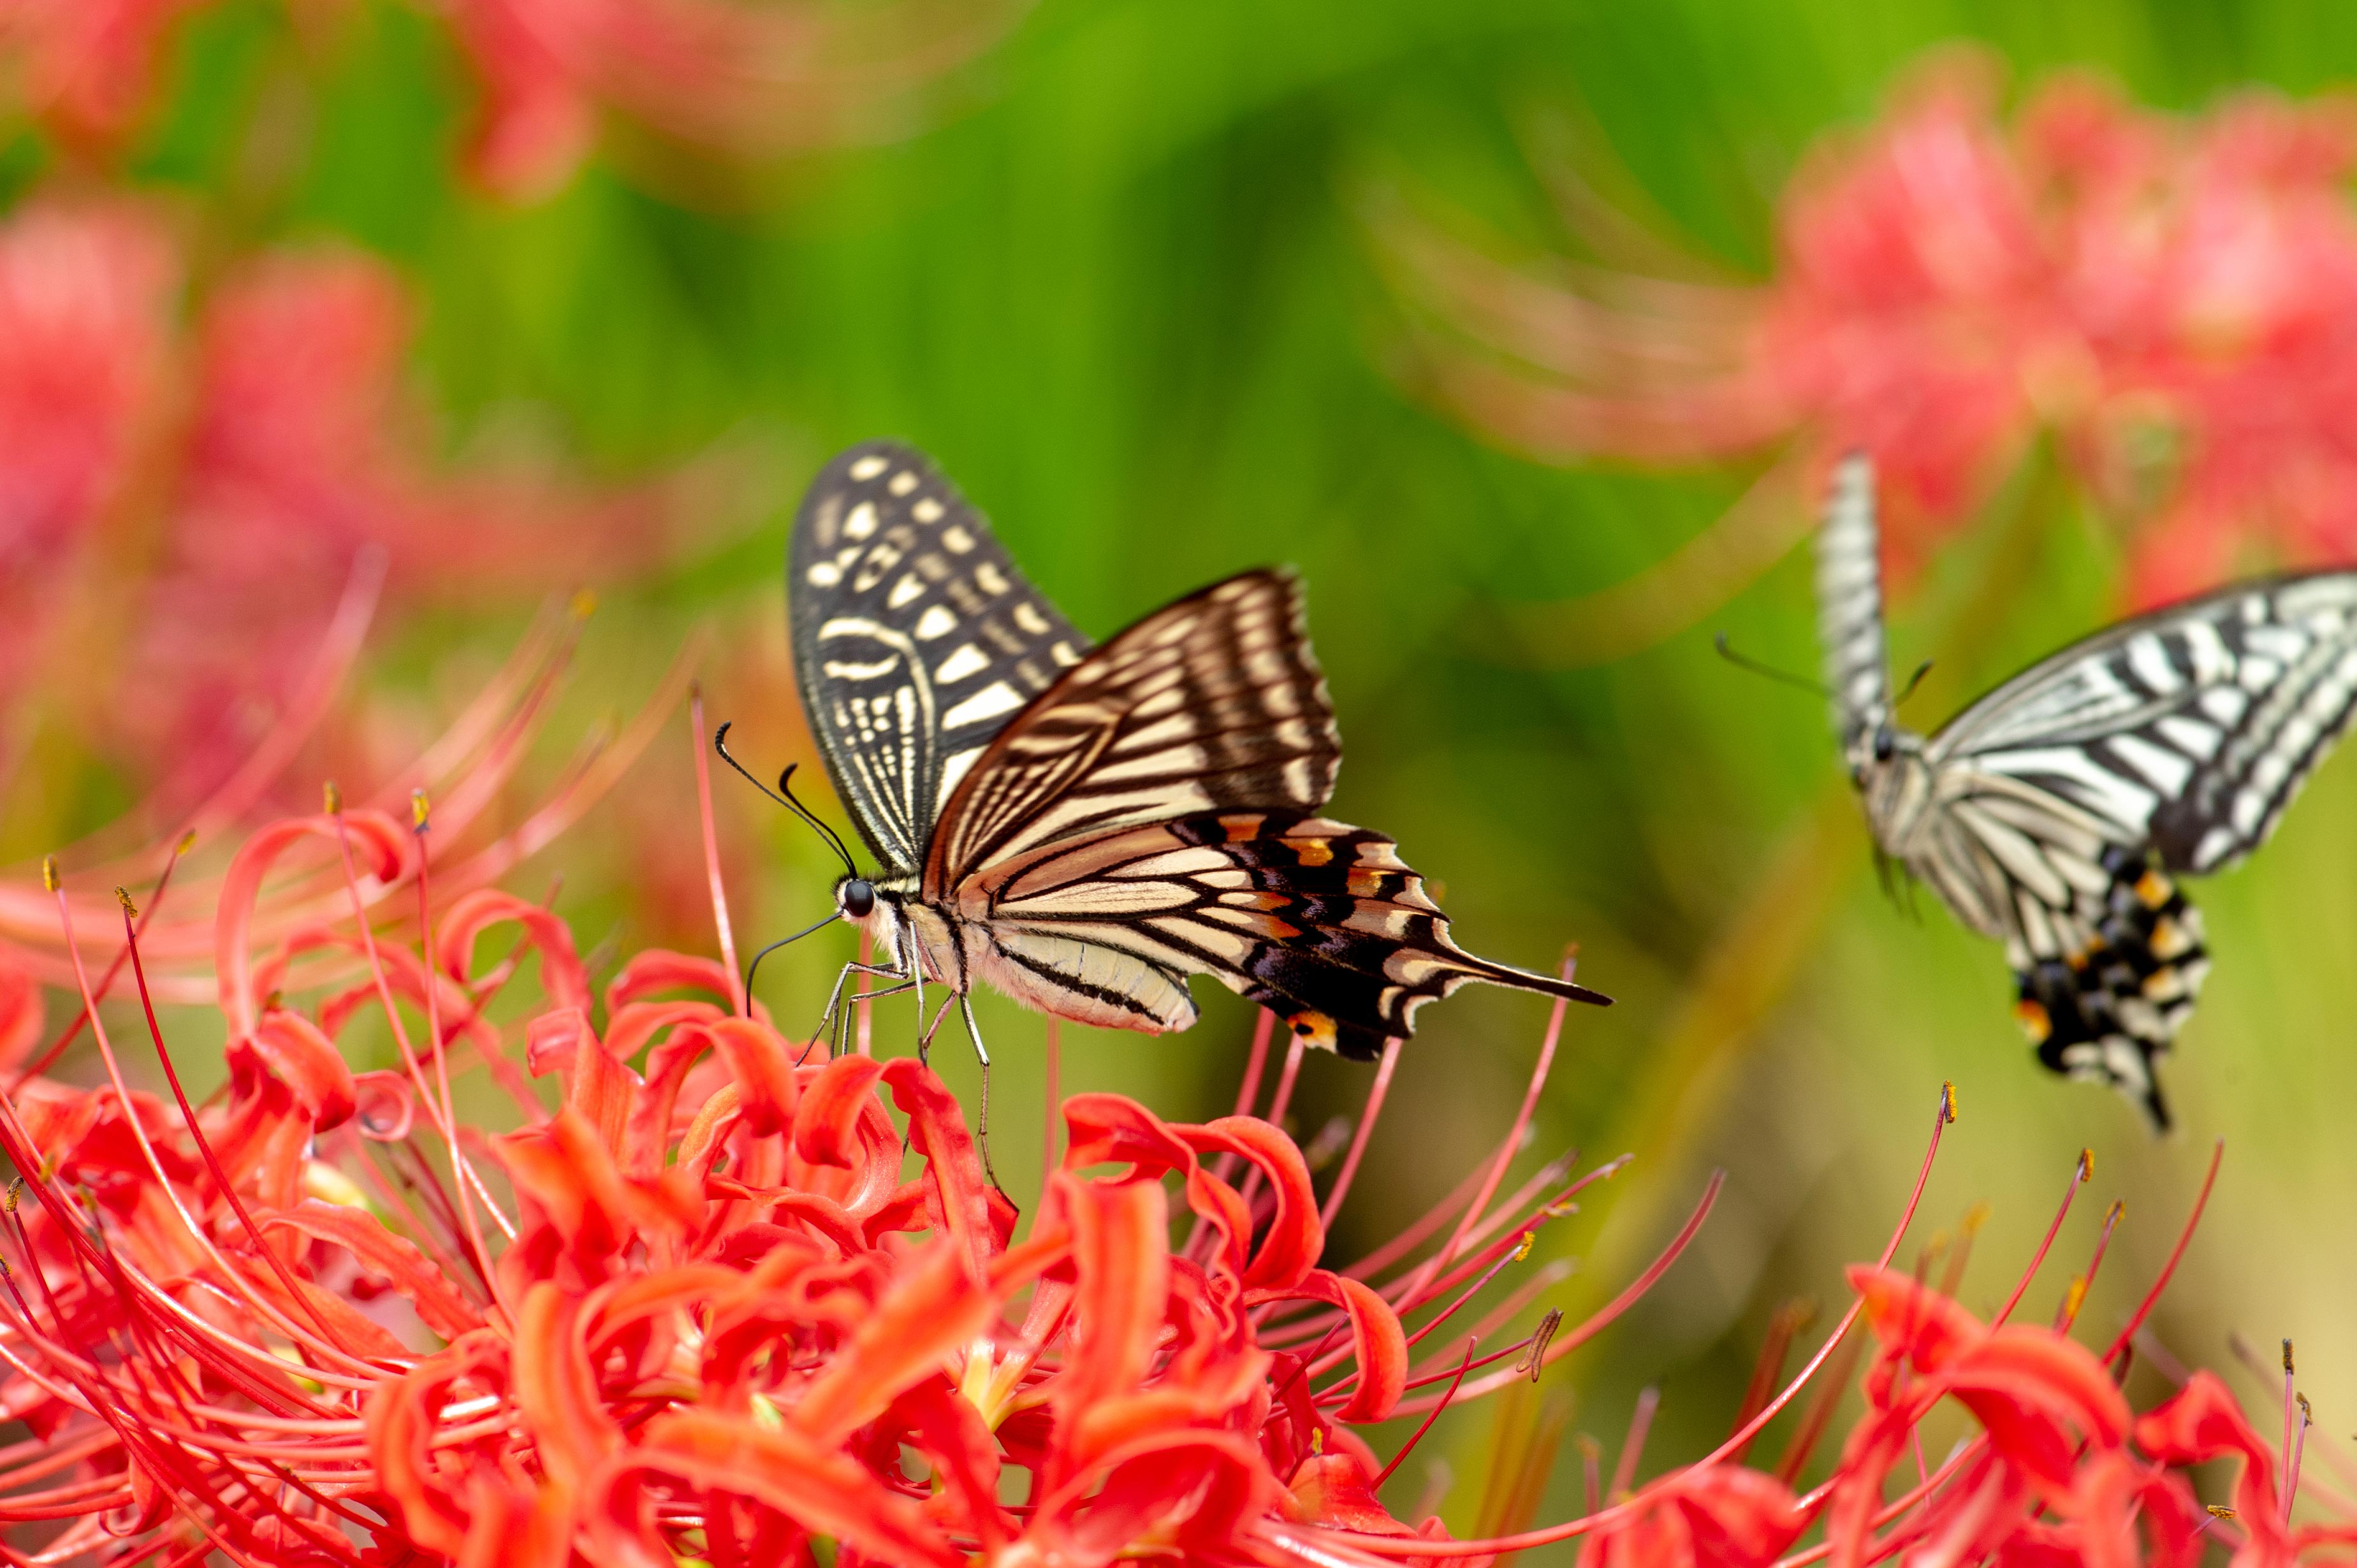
[2011,848,2208,1133]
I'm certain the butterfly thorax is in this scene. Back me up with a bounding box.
[839,873,972,994]
[1847,722,1941,859]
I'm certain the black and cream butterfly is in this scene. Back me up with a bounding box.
[1817,453,2357,1129]
[778,438,1607,1071]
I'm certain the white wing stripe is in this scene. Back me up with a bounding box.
[1974,746,2158,833]
[2105,732,2193,795]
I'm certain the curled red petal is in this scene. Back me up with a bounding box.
[434,886,592,1020]
[260,1198,481,1342]
[228,1010,358,1130]
[512,1281,622,1490]
[705,1015,799,1135]
[1846,1262,1989,1372]
[882,1055,999,1275]
[608,1408,962,1568]
[1061,1090,1199,1178]
[1051,1172,1172,1463]
[1189,1114,1322,1291]
[1026,1428,1277,1564]
[2134,1371,2285,1535]
[214,809,411,1040]
[1287,1452,1419,1535]
[1258,1268,1407,1423]
[0,954,42,1070]
[602,948,741,1014]
[1946,1330,2133,1476]
[794,1052,887,1169]
[789,1238,996,1448]
[367,1339,510,1557]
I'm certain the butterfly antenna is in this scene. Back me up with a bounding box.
[1714,632,1834,699]
[711,723,860,879]
[775,765,860,880]
[745,910,848,995]
[745,913,840,1002]
[1896,658,1934,707]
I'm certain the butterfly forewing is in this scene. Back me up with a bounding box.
[921,570,1339,892]
[789,440,1094,874]
[1933,574,2357,871]
[1815,452,1892,741]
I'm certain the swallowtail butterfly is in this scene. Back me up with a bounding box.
[783,439,1608,1070]
[1818,453,2357,1128]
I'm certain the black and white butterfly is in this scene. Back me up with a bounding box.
[1817,453,2357,1129]
[774,438,1607,1082]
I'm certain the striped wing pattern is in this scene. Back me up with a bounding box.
[958,811,1606,1058]
[1818,454,2357,1128]
[789,440,1093,875]
[923,570,1339,892]
[1814,452,1891,745]
[1937,575,2357,875]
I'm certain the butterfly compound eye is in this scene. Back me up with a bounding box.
[1872,725,1896,763]
[841,879,876,920]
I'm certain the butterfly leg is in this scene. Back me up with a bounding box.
[915,991,960,1068]
[808,959,910,1063]
[956,992,1007,1198]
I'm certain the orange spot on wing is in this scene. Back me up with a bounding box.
[2014,999,2052,1043]
[1294,839,1334,867]
[2135,870,2173,908]
[1220,814,1266,843]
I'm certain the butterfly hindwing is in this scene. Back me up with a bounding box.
[2012,847,2209,1130]
[959,811,1604,1058]
[789,440,1094,874]
[921,570,1340,893]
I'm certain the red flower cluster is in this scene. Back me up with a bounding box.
[0,710,2333,1566]
[1390,49,2357,611]
[0,712,1633,1564]
[0,194,680,802]
[1,0,1028,200]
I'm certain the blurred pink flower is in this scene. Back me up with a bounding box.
[1387,49,2357,621]
[1,0,1030,201]
[0,0,200,154]
[0,196,682,805]
[0,198,175,701]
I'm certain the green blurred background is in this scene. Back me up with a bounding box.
[26,0,2357,1548]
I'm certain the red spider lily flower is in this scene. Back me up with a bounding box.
[0,197,175,704]
[0,593,687,1033]
[0,0,201,155]
[0,195,696,804]
[0,0,1031,200]
[0,699,1661,1565]
[1281,1097,2357,1568]
[441,0,1037,199]
[1384,48,2357,650]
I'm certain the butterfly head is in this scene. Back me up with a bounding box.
[835,873,886,922]
[832,873,920,963]
[1843,714,1934,848]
